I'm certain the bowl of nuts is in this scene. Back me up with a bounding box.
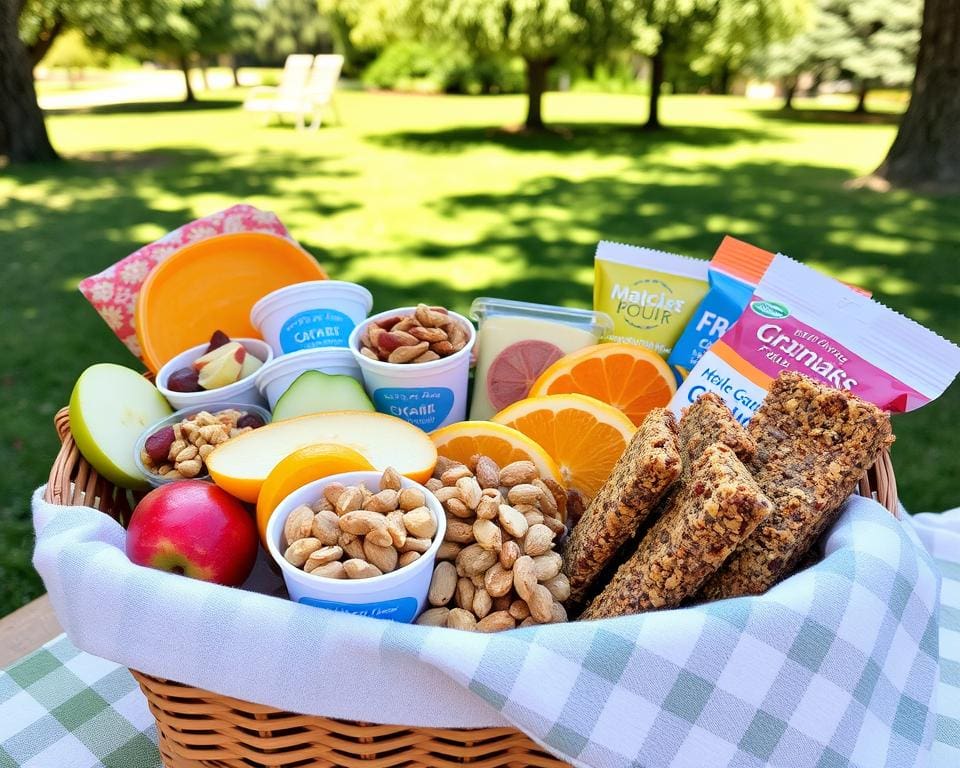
[265,468,446,623]
[348,304,476,432]
[134,403,271,487]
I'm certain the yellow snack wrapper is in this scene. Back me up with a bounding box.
[593,241,709,358]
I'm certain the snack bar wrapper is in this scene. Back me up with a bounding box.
[594,241,708,357]
[670,255,960,421]
[667,236,773,383]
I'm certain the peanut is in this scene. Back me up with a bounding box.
[380,466,402,491]
[446,607,478,631]
[364,489,399,513]
[533,552,563,582]
[523,524,555,557]
[335,487,363,515]
[456,577,476,610]
[507,484,542,506]
[444,519,475,544]
[473,519,502,552]
[363,539,398,573]
[509,599,530,621]
[542,573,571,602]
[343,559,383,579]
[455,477,483,510]
[456,544,498,577]
[513,556,537,602]
[428,561,457,606]
[339,509,390,538]
[445,498,472,519]
[415,607,450,627]
[323,482,346,506]
[402,507,438,538]
[304,546,344,571]
[177,459,202,478]
[436,541,462,561]
[284,538,323,567]
[284,505,315,546]
[441,464,473,485]
[338,532,366,561]
[385,509,407,548]
[483,563,514,598]
[472,587,492,619]
[499,540,521,570]
[499,461,537,487]
[475,496,500,521]
[527,584,555,624]
[498,505,529,538]
[398,487,426,511]
[477,611,516,633]
[310,561,346,579]
[400,536,432,554]
[398,551,421,567]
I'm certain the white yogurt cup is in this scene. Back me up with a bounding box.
[251,281,373,356]
[265,471,446,622]
[255,347,363,409]
[348,308,476,432]
[156,338,273,411]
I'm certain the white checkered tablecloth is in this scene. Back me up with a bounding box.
[10,506,960,768]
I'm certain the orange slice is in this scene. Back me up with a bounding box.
[492,394,636,502]
[255,443,373,545]
[430,421,565,489]
[529,343,676,426]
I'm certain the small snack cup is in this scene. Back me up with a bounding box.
[156,338,273,411]
[255,347,363,409]
[251,281,373,356]
[134,402,271,488]
[349,307,476,431]
[265,471,446,622]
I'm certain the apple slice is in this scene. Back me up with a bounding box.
[272,371,374,421]
[238,352,264,380]
[69,364,173,489]
[206,411,437,502]
[198,345,245,389]
[193,341,243,371]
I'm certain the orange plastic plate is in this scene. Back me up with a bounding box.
[136,232,327,372]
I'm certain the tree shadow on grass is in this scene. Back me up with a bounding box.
[749,107,903,126]
[44,99,242,117]
[367,122,776,156]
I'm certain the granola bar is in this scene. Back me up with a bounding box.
[680,392,756,464]
[700,372,893,600]
[581,442,773,618]
[562,409,681,605]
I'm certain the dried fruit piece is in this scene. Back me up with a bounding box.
[166,367,202,393]
[144,426,175,464]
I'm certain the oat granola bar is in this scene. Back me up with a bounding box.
[582,442,773,618]
[680,392,756,464]
[562,409,681,604]
[700,372,893,600]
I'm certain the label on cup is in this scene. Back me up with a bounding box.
[279,309,355,352]
[373,387,454,431]
[299,595,419,622]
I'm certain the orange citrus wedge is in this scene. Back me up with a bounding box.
[529,343,676,426]
[492,394,636,503]
[255,443,373,545]
[430,421,565,489]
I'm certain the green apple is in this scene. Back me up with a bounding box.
[272,370,374,421]
[69,364,173,489]
[198,344,245,389]
[239,352,264,380]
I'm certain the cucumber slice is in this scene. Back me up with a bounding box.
[272,370,374,421]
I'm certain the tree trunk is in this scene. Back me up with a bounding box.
[200,64,210,91]
[874,0,960,190]
[524,58,549,130]
[27,14,65,66]
[717,62,731,95]
[783,76,797,110]
[854,81,868,113]
[645,42,665,129]
[180,56,196,103]
[230,55,241,88]
[0,0,58,162]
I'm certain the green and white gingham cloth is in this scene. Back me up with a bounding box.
[20,487,959,767]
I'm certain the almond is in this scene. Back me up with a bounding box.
[445,498,472,519]
[483,563,514,598]
[498,504,529,538]
[444,519,475,544]
[398,487,426,511]
[338,532,366,560]
[398,551,421,567]
[512,555,537,602]
[335,486,363,515]
[441,464,473,485]
[474,456,500,489]
[284,537,322,567]
[507,483,542,506]
[403,506,438,539]
[310,561,347,579]
[508,599,530,621]
[456,476,483,510]
[436,541,462,561]
[387,342,429,363]
[456,543,498,577]
[456,576,476,610]
[533,551,563,582]
[499,540,521,570]
[304,546,343,571]
[473,519,502,552]
[400,536,432,554]
[364,489,399,513]
[472,587,492,619]
[363,539,398,573]
[527,584,555,623]
[542,572,571,602]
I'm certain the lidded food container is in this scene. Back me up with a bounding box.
[251,281,373,356]
[469,298,613,420]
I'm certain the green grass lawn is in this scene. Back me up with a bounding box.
[2,90,958,616]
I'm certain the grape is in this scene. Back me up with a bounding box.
[166,367,202,392]
[237,413,265,429]
[144,426,175,464]
[204,329,231,353]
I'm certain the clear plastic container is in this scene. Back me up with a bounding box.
[134,402,272,488]
[469,298,613,420]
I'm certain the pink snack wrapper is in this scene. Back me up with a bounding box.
[671,254,960,420]
[78,204,294,359]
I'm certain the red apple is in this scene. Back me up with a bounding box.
[126,480,257,586]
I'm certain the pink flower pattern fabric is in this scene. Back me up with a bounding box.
[78,205,293,359]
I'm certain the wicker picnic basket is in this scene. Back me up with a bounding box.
[45,405,899,768]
